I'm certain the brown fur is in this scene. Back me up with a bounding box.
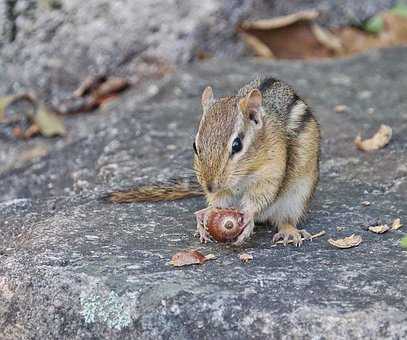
[105,178,203,203]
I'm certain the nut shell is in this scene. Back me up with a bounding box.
[205,208,244,242]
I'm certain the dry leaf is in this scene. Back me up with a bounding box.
[354,124,392,151]
[169,250,216,267]
[239,9,407,61]
[239,253,253,263]
[56,97,99,114]
[61,76,129,114]
[328,234,362,249]
[368,224,390,234]
[311,24,343,53]
[392,218,403,230]
[74,75,107,97]
[241,10,319,30]
[23,124,41,139]
[239,31,274,58]
[91,77,129,101]
[34,105,65,137]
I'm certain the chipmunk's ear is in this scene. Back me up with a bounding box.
[201,86,214,108]
[239,89,263,128]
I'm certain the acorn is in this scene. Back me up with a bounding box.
[205,208,244,242]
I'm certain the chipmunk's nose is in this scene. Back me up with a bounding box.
[207,182,214,193]
[207,181,220,193]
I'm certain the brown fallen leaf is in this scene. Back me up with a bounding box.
[56,96,99,114]
[311,24,343,53]
[169,250,216,267]
[271,230,326,247]
[91,77,129,102]
[239,31,274,58]
[73,74,107,97]
[368,224,390,234]
[392,218,403,230]
[34,104,65,137]
[354,124,392,151]
[23,124,41,139]
[239,8,407,61]
[239,253,253,263]
[60,76,129,114]
[0,93,65,139]
[328,234,362,249]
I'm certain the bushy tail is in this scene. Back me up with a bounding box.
[103,176,204,203]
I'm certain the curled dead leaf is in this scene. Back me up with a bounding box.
[34,105,65,137]
[328,234,362,249]
[311,24,343,53]
[354,124,392,151]
[368,224,390,234]
[239,31,274,58]
[239,253,253,263]
[73,75,107,97]
[0,93,64,138]
[60,76,129,114]
[169,250,216,267]
[392,218,403,230]
[91,77,129,101]
[56,97,99,114]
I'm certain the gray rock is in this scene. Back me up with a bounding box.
[1,47,407,339]
[0,0,396,96]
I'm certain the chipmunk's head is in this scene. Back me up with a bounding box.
[193,86,265,196]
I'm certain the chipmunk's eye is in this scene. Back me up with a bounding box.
[193,142,198,155]
[231,137,242,155]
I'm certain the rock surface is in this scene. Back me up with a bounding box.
[0,0,395,94]
[1,47,407,339]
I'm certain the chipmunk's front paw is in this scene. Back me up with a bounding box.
[232,212,255,246]
[194,207,212,243]
[195,224,212,243]
[272,224,310,246]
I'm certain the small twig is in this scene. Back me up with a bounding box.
[271,230,326,247]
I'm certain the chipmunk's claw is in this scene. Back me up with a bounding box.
[272,225,310,247]
[195,224,212,243]
[232,212,255,246]
[195,207,212,243]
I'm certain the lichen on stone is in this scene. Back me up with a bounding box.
[80,291,131,331]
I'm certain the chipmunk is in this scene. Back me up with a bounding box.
[107,77,320,246]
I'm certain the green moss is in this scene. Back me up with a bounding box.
[400,235,407,249]
[363,15,384,34]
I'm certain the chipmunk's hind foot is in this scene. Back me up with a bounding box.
[272,223,310,246]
